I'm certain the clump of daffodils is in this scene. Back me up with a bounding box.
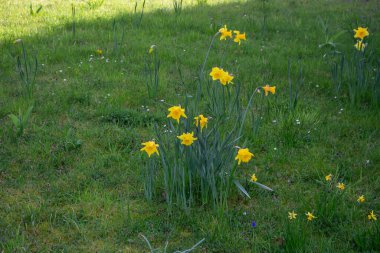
[139,24,277,210]
[219,25,247,45]
[353,26,369,51]
[209,67,234,86]
[194,114,208,131]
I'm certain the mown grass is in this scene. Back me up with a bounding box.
[0,0,379,252]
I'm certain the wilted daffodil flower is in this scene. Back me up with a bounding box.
[194,114,208,131]
[325,173,332,181]
[140,141,159,157]
[219,25,232,40]
[235,148,254,165]
[233,31,246,45]
[250,173,257,182]
[149,45,156,54]
[353,26,369,40]
[354,40,366,51]
[357,195,365,203]
[96,49,103,56]
[288,211,297,220]
[337,182,345,190]
[177,132,197,146]
[262,85,276,96]
[167,105,187,123]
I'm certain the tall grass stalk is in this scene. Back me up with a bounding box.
[173,0,183,15]
[16,41,38,98]
[287,59,303,112]
[133,0,146,28]
[145,47,160,99]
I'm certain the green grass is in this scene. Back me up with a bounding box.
[1,0,379,252]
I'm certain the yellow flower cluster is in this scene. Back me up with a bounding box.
[219,25,247,45]
[353,26,369,51]
[194,114,208,131]
[287,173,377,222]
[324,173,377,222]
[209,67,234,86]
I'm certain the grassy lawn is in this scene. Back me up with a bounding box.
[1,0,379,252]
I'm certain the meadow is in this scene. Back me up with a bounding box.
[0,0,379,252]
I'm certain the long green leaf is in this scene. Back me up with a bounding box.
[233,179,251,199]
[253,181,274,192]
[8,114,20,128]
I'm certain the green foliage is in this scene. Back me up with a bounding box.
[145,47,160,99]
[86,0,105,10]
[15,41,38,98]
[353,222,380,251]
[283,220,308,252]
[29,2,43,16]
[63,128,82,151]
[133,0,146,28]
[173,0,183,15]
[8,106,33,137]
[140,234,205,253]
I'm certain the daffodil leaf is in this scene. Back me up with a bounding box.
[330,30,346,41]
[233,179,251,199]
[253,182,274,192]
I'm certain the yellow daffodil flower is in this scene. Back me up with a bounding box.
[167,105,187,123]
[210,67,224,81]
[219,25,232,40]
[337,182,345,190]
[177,132,197,146]
[325,174,332,181]
[235,148,254,165]
[219,71,234,85]
[149,45,156,54]
[96,49,103,55]
[353,27,369,40]
[250,173,257,182]
[140,141,159,157]
[288,211,297,220]
[306,212,316,221]
[368,210,377,221]
[262,85,276,96]
[354,40,366,51]
[194,114,208,131]
[357,195,365,203]
[233,31,246,45]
